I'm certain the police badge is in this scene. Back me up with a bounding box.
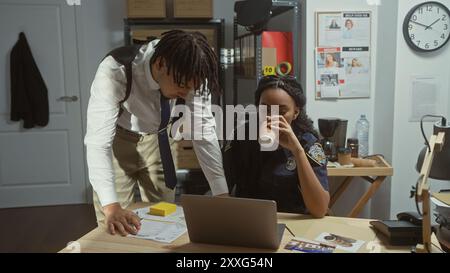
[286,156,297,171]
[307,143,327,166]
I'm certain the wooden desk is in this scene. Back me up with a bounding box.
[327,155,394,218]
[59,202,411,253]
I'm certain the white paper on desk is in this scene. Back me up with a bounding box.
[128,220,187,243]
[315,232,365,253]
[133,206,185,224]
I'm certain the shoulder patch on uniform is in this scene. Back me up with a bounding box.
[307,143,327,166]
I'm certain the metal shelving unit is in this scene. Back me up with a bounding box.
[233,0,300,106]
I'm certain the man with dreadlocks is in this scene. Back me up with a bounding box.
[84,30,228,236]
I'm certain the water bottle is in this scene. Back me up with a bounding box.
[356,114,369,158]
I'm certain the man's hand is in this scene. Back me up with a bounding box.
[103,203,141,236]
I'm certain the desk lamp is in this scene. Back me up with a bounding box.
[415,115,450,253]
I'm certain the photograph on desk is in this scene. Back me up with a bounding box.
[284,237,336,253]
[315,232,365,253]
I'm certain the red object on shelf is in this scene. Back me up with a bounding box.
[262,31,294,75]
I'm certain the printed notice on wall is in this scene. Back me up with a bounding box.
[315,11,372,99]
[409,76,443,122]
[316,12,371,48]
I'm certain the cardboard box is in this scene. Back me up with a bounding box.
[262,47,277,74]
[173,0,213,18]
[175,140,200,169]
[127,0,166,18]
[132,28,216,51]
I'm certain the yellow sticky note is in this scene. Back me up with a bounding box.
[149,202,177,216]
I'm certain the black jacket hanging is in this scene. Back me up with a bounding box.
[10,32,49,128]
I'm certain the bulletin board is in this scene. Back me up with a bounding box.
[315,11,372,100]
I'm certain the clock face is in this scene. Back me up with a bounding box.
[403,1,450,52]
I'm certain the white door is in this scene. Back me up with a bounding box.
[0,0,86,208]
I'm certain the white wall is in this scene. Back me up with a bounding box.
[77,0,126,133]
[370,0,398,220]
[390,0,450,217]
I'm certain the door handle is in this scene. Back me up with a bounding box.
[58,96,78,102]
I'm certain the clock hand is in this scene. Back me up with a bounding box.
[426,18,441,30]
[410,20,430,29]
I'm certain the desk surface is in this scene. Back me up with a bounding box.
[60,202,411,253]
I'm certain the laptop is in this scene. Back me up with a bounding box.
[180,194,286,250]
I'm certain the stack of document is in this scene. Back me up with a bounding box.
[127,206,187,243]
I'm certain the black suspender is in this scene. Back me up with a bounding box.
[104,42,185,119]
[104,44,141,117]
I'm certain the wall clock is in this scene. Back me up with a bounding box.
[403,1,450,52]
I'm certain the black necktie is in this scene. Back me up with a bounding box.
[158,93,177,189]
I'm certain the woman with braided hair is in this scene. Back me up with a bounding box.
[227,75,329,217]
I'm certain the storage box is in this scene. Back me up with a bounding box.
[132,28,216,51]
[127,0,166,18]
[176,140,201,169]
[262,47,277,75]
[173,0,213,18]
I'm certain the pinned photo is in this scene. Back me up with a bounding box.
[317,52,342,69]
[320,74,339,87]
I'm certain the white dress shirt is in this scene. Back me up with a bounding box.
[85,40,229,207]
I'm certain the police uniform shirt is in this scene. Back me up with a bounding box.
[233,132,329,214]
